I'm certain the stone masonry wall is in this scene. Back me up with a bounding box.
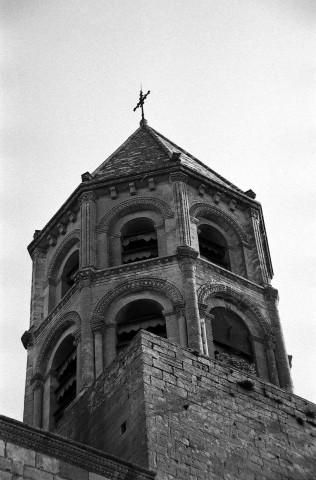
[52,330,316,480]
[0,415,155,480]
[141,332,316,480]
[55,334,149,468]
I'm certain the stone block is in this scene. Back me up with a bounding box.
[59,460,89,480]
[36,453,60,474]
[23,466,54,480]
[0,439,5,457]
[6,443,35,467]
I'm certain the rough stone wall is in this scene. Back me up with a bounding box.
[0,415,155,480]
[50,330,316,479]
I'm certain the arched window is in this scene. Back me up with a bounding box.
[211,307,253,364]
[121,218,158,264]
[116,299,166,352]
[61,250,79,298]
[51,335,77,424]
[198,225,230,270]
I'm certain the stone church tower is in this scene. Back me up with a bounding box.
[15,119,315,480]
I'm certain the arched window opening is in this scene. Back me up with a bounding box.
[61,250,79,298]
[52,335,77,424]
[211,307,255,373]
[121,218,158,264]
[198,225,230,270]
[116,299,166,351]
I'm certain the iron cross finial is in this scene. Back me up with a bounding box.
[133,88,150,124]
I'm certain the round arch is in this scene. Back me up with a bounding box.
[35,311,81,376]
[46,230,80,281]
[197,282,271,337]
[97,196,174,233]
[91,277,184,329]
[190,202,249,247]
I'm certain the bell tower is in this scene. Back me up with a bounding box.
[22,117,297,473]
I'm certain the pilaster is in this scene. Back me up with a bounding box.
[79,191,97,268]
[76,269,95,388]
[30,248,46,328]
[170,173,191,246]
[249,208,269,284]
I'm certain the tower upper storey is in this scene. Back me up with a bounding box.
[23,122,292,433]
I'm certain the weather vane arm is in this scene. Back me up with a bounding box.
[133,88,150,123]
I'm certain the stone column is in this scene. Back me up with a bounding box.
[155,223,167,257]
[249,208,269,284]
[79,191,97,268]
[265,334,280,386]
[97,229,109,269]
[175,305,188,347]
[103,323,117,367]
[77,270,95,388]
[265,286,293,392]
[198,303,209,356]
[204,313,215,359]
[93,324,104,378]
[109,233,122,266]
[170,173,191,247]
[30,248,46,328]
[73,330,82,394]
[177,246,202,352]
[31,374,44,428]
[163,310,180,344]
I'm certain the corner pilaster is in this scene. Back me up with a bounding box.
[177,246,202,352]
[170,173,191,246]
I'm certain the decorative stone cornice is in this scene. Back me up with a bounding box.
[21,329,35,350]
[78,191,97,206]
[0,416,156,480]
[264,286,279,303]
[169,172,188,184]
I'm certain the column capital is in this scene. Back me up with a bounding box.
[30,373,44,391]
[73,329,81,346]
[198,303,208,316]
[265,333,277,350]
[249,207,260,220]
[78,191,97,207]
[173,303,186,317]
[30,248,46,261]
[169,172,188,184]
[75,267,95,289]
